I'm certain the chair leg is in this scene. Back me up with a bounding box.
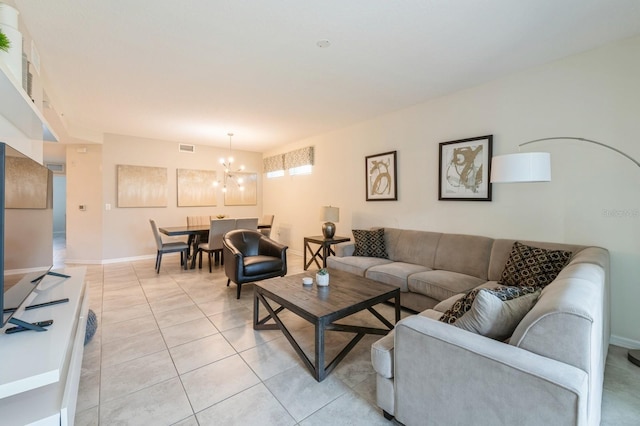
[156,252,162,273]
[220,251,224,266]
[198,250,202,269]
[208,252,212,273]
[236,283,242,299]
[227,278,231,287]
[183,249,189,270]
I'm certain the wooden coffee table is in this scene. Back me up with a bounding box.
[253,268,400,382]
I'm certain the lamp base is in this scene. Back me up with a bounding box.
[322,222,336,239]
[629,349,640,367]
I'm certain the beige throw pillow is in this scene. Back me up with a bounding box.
[453,288,540,340]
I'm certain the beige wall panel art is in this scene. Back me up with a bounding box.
[6,156,49,209]
[117,165,168,208]
[177,168,218,207]
[225,172,257,206]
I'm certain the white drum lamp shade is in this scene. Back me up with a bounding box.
[490,152,551,183]
[320,206,339,239]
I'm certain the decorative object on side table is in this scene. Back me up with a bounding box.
[439,135,493,201]
[366,151,397,201]
[216,214,226,219]
[316,268,329,286]
[302,276,313,286]
[320,205,339,238]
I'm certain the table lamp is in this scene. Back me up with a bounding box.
[321,206,339,239]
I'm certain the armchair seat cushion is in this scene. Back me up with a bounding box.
[244,255,284,276]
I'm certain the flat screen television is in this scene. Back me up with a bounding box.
[0,142,54,329]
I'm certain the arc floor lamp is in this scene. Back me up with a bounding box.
[490,136,640,368]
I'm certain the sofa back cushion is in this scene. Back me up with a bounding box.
[384,228,442,268]
[433,233,493,280]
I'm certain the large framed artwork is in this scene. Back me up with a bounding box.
[439,135,493,201]
[225,172,257,206]
[5,156,50,209]
[177,168,217,207]
[117,165,168,207]
[365,150,397,201]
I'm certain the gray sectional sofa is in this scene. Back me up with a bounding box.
[326,228,609,426]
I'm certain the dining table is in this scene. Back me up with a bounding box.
[159,219,271,269]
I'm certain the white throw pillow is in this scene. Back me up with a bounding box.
[454,288,540,340]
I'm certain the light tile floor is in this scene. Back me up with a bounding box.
[71,252,640,425]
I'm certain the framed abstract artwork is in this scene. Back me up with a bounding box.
[438,135,493,201]
[117,165,168,207]
[177,168,217,207]
[366,151,397,201]
[225,172,258,206]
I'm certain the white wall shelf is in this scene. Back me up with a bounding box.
[0,59,58,142]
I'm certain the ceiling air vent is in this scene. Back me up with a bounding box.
[45,162,65,174]
[179,143,195,153]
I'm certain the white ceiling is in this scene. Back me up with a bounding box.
[13,0,640,152]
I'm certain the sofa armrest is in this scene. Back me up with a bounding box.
[334,241,355,257]
[393,316,588,426]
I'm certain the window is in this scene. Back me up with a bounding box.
[266,170,285,178]
[289,164,312,176]
[264,146,315,178]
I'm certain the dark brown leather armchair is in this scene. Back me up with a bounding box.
[223,229,288,299]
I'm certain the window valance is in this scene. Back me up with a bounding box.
[263,154,284,173]
[284,146,314,169]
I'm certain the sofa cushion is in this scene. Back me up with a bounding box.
[385,228,442,267]
[366,262,431,292]
[454,287,540,340]
[433,233,493,279]
[499,241,572,288]
[352,228,389,258]
[408,270,485,302]
[326,255,392,277]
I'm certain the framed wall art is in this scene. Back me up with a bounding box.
[177,168,217,207]
[438,135,492,201]
[117,165,168,207]
[366,151,397,201]
[225,172,258,206]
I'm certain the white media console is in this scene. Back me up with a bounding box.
[0,266,88,425]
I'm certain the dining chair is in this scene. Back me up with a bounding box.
[197,218,236,272]
[259,214,274,237]
[149,219,189,274]
[223,229,288,298]
[236,217,259,230]
[187,216,210,226]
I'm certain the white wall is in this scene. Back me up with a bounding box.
[263,35,640,347]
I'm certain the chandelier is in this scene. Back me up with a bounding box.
[215,133,245,192]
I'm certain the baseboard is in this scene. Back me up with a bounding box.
[610,334,640,349]
[64,254,156,265]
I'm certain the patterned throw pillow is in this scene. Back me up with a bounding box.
[439,286,538,325]
[352,228,389,258]
[499,242,572,288]
[439,289,480,324]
